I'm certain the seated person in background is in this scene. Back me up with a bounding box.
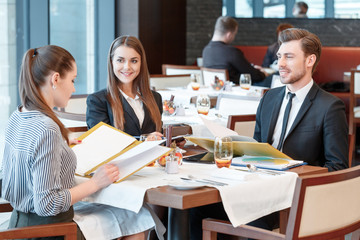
[87,35,163,140]
[262,23,294,68]
[202,16,269,85]
[2,45,157,240]
[293,1,308,18]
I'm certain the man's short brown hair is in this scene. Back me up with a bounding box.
[279,28,322,74]
[214,16,238,36]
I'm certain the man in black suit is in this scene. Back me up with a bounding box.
[254,28,348,171]
[190,28,349,240]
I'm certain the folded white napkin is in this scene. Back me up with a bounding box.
[211,167,298,227]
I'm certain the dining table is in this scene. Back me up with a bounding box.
[145,145,328,239]
[69,84,328,239]
[75,144,328,240]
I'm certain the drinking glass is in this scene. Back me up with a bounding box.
[214,136,233,168]
[196,94,210,115]
[240,74,252,90]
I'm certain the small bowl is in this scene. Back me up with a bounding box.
[211,79,224,91]
[163,100,176,116]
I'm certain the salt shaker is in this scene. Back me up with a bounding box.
[165,153,179,174]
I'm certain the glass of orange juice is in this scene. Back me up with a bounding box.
[214,136,233,168]
[240,74,252,90]
[196,94,210,115]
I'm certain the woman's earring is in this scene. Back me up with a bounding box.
[52,85,56,90]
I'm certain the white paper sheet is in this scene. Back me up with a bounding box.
[112,145,171,182]
[72,125,136,176]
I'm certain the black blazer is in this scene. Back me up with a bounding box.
[254,83,348,171]
[86,89,163,137]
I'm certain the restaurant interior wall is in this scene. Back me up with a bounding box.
[116,0,186,74]
[186,0,360,65]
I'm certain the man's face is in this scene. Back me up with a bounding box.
[277,39,313,86]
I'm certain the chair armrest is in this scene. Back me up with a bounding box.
[202,218,285,240]
[0,222,77,240]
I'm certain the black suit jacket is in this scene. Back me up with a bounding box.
[202,41,265,84]
[254,83,348,171]
[86,89,163,137]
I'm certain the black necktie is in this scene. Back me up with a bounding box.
[277,92,296,150]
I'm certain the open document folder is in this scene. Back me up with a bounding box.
[71,122,171,182]
[185,117,304,170]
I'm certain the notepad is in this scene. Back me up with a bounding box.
[232,155,305,171]
[71,122,172,182]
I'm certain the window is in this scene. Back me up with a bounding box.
[49,0,95,94]
[0,0,17,162]
[264,0,285,18]
[224,0,360,18]
[335,0,360,18]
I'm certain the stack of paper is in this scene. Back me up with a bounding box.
[186,117,305,170]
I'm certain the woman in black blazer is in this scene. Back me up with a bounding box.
[87,36,163,139]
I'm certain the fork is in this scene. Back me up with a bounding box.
[181,177,227,186]
[187,175,228,186]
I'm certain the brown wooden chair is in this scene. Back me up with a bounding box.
[0,201,78,239]
[161,64,203,84]
[227,114,256,138]
[54,94,88,122]
[201,67,229,87]
[348,69,360,167]
[203,165,360,240]
[57,94,88,114]
[150,74,192,90]
[54,110,86,122]
[215,93,260,117]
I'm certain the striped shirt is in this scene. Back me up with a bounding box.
[2,107,74,216]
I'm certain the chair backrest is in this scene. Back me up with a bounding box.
[348,69,360,167]
[227,114,256,138]
[201,67,229,87]
[0,201,77,239]
[54,110,86,122]
[349,69,360,134]
[162,64,203,84]
[202,166,360,240]
[216,93,260,116]
[150,74,192,90]
[59,94,88,114]
[271,74,285,89]
[68,126,88,139]
[285,165,360,240]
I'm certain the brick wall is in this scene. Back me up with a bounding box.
[186,0,360,65]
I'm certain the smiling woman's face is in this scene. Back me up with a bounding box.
[112,45,141,86]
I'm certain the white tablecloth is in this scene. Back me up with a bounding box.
[76,162,298,227]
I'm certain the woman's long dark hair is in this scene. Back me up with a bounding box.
[19,45,75,144]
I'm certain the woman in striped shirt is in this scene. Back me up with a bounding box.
[2,45,158,240]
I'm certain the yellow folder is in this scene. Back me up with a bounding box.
[185,136,291,159]
[71,122,172,182]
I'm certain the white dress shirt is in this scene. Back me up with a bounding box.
[272,80,314,150]
[120,89,145,128]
